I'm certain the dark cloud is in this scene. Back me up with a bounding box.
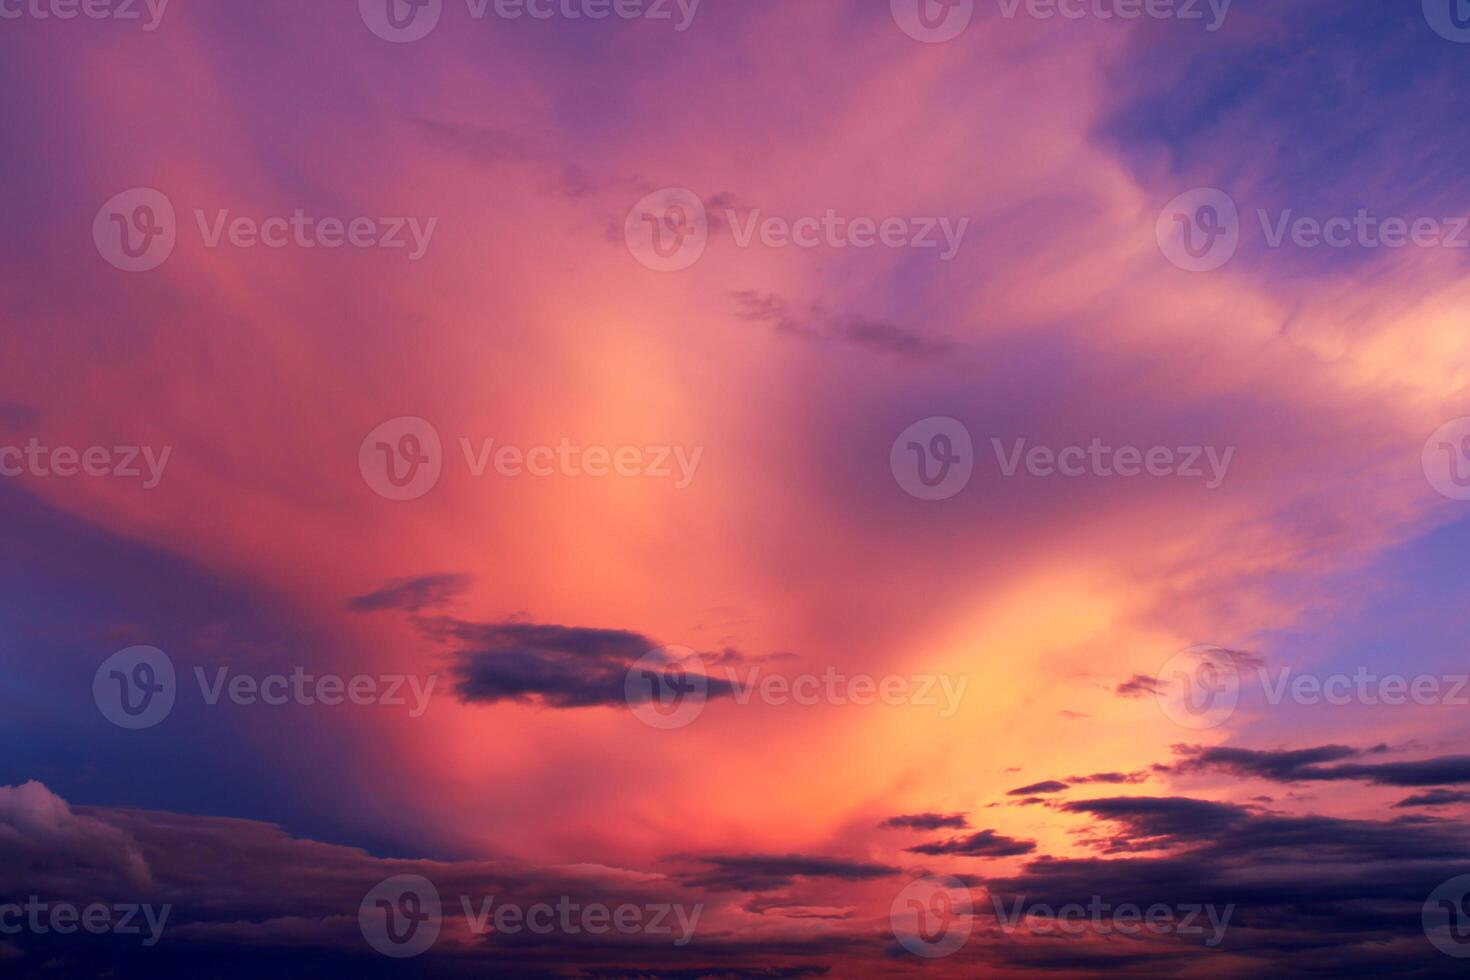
[346,574,471,613]
[1007,781,1068,797]
[1168,744,1470,788]
[1394,789,1470,808]
[679,854,901,892]
[906,830,1037,858]
[1115,674,1165,698]
[878,813,969,831]
[444,622,735,710]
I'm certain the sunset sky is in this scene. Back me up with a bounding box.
[5,1,1470,976]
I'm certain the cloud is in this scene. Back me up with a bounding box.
[730,291,957,359]
[1393,789,1470,808]
[345,573,471,613]
[878,812,969,831]
[906,830,1037,858]
[1007,781,1069,797]
[1115,674,1165,699]
[679,854,901,892]
[0,781,152,892]
[1167,743,1470,787]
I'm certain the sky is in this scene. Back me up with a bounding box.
[5,0,1470,976]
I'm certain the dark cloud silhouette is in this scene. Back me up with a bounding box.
[1008,781,1068,796]
[1115,673,1165,698]
[680,854,901,892]
[346,573,471,613]
[906,830,1037,858]
[1394,789,1470,808]
[1167,744,1470,788]
[879,812,969,831]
